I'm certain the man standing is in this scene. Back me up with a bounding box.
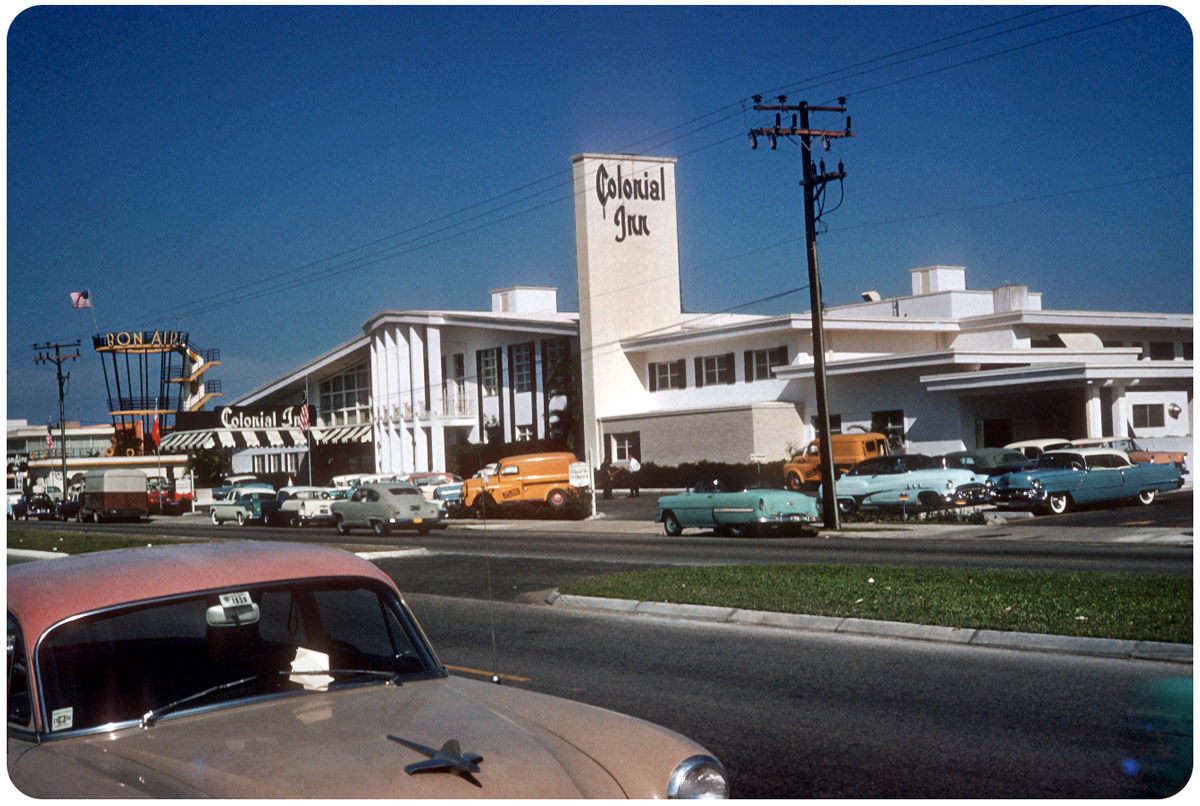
[599,459,614,500]
[627,455,641,497]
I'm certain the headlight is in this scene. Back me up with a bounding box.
[1031,479,1043,490]
[668,755,728,799]
[945,480,954,490]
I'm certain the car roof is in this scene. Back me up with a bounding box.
[7,542,396,646]
[360,480,418,490]
[1043,447,1129,459]
[279,485,327,494]
[1004,438,1071,449]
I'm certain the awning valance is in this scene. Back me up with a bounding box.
[158,428,308,453]
[312,423,373,445]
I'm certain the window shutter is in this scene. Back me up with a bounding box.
[744,351,754,382]
[674,359,686,389]
[648,363,658,392]
[772,346,788,368]
[723,353,735,384]
[694,357,704,388]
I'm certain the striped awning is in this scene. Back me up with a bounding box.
[312,423,373,445]
[158,428,308,453]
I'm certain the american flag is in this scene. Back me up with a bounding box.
[45,423,53,449]
[70,291,91,309]
[299,391,310,432]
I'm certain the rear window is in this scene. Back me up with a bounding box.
[387,487,419,496]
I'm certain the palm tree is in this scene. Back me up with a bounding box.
[545,354,583,452]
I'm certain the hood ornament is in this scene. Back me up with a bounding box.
[388,735,484,788]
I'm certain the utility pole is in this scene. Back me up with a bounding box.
[750,96,854,530]
[34,340,81,499]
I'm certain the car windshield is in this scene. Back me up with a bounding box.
[35,579,442,735]
[1036,453,1084,470]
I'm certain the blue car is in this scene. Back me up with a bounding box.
[821,454,991,516]
[988,448,1183,514]
[657,478,819,537]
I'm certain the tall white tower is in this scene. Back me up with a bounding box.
[572,153,682,466]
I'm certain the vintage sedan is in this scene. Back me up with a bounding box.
[1071,437,1188,473]
[7,489,29,520]
[330,481,446,535]
[265,485,334,527]
[940,448,1032,476]
[7,542,728,798]
[209,486,276,526]
[988,447,1184,514]
[821,454,991,516]
[24,493,60,521]
[657,478,819,536]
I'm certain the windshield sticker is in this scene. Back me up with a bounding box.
[289,647,333,691]
[51,707,73,731]
[219,591,253,609]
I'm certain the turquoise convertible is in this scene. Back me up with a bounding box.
[820,454,991,516]
[988,447,1183,514]
[657,478,819,536]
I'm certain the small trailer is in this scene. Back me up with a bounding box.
[78,469,150,523]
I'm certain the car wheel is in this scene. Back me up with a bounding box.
[917,491,940,509]
[211,509,221,526]
[336,517,350,535]
[1047,493,1070,515]
[837,498,858,517]
[1137,489,1157,506]
[727,524,748,537]
[236,511,246,526]
[289,513,301,528]
[786,473,803,491]
[372,520,390,536]
[547,489,567,508]
[663,511,683,537]
[417,525,431,535]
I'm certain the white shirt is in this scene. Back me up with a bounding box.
[628,457,641,473]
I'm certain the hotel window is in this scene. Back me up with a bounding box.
[745,346,788,382]
[480,349,499,397]
[695,353,734,387]
[513,343,533,393]
[610,432,641,462]
[319,363,370,427]
[516,425,534,441]
[545,337,568,370]
[649,359,686,391]
[1133,404,1165,429]
[872,409,906,451]
[1146,342,1175,361]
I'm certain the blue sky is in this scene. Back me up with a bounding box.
[6,5,1193,427]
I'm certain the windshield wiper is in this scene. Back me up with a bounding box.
[141,674,264,728]
[139,669,402,728]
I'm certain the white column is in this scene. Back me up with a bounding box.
[1110,385,1130,438]
[370,335,388,473]
[1085,383,1104,438]
[426,326,446,471]
[394,327,412,473]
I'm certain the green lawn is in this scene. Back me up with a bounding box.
[559,564,1193,645]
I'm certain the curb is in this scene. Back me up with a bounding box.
[6,548,69,560]
[545,591,1193,665]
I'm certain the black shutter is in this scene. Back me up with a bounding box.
[744,351,754,382]
[772,346,788,369]
[694,357,704,388]
[674,359,687,389]
[648,362,658,392]
[723,353,735,384]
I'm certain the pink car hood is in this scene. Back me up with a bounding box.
[9,675,702,798]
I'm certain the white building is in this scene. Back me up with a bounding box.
[215,152,1190,480]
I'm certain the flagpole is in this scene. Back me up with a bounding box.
[305,376,313,486]
[89,289,99,335]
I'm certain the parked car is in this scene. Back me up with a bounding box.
[1070,437,1188,472]
[1004,438,1073,461]
[6,541,729,798]
[657,477,819,536]
[265,486,334,527]
[409,472,462,501]
[77,468,150,523]
[147,475,192,513]
[211,474,263,501]
[987,448,1184,514]
[783,432,890,490]
[940,448,1032,476]
[7,489,29,520]
[432,482,464,517]
[24,493,60,521]
[461,453,589,510]
[822,454,991,516]
[330,481,446,535]
[209,486,276,526]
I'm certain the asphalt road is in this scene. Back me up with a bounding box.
[407,592,1187,798]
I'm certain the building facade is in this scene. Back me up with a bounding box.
[189,151,1191,481]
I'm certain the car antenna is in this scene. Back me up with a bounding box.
[479,452,500,684]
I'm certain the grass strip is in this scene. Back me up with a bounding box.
[559,564,1193,645]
